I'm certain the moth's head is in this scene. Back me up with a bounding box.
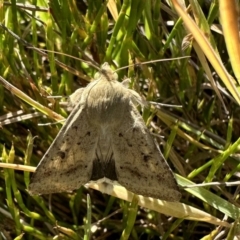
[94,62,118,82]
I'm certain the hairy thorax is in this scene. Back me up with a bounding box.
[84,80,129,127]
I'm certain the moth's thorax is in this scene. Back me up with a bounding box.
[84,79,129,126]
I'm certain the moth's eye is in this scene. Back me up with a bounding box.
[94,72,100,79]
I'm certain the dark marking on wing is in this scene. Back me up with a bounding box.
[57,151,66,159]
[91,159,104,180]
[73,126,78,130]
[143,155,151,162]
[118,132,132,147]
[91,153,118,181]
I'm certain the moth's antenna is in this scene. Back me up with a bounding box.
[26,48,101,71]
[114,56,190,73]
[0,23,100,77]
[149,101,182,109]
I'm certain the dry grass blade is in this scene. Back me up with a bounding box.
[219,1,240,84]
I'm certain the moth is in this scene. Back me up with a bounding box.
[29,63,181,201]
